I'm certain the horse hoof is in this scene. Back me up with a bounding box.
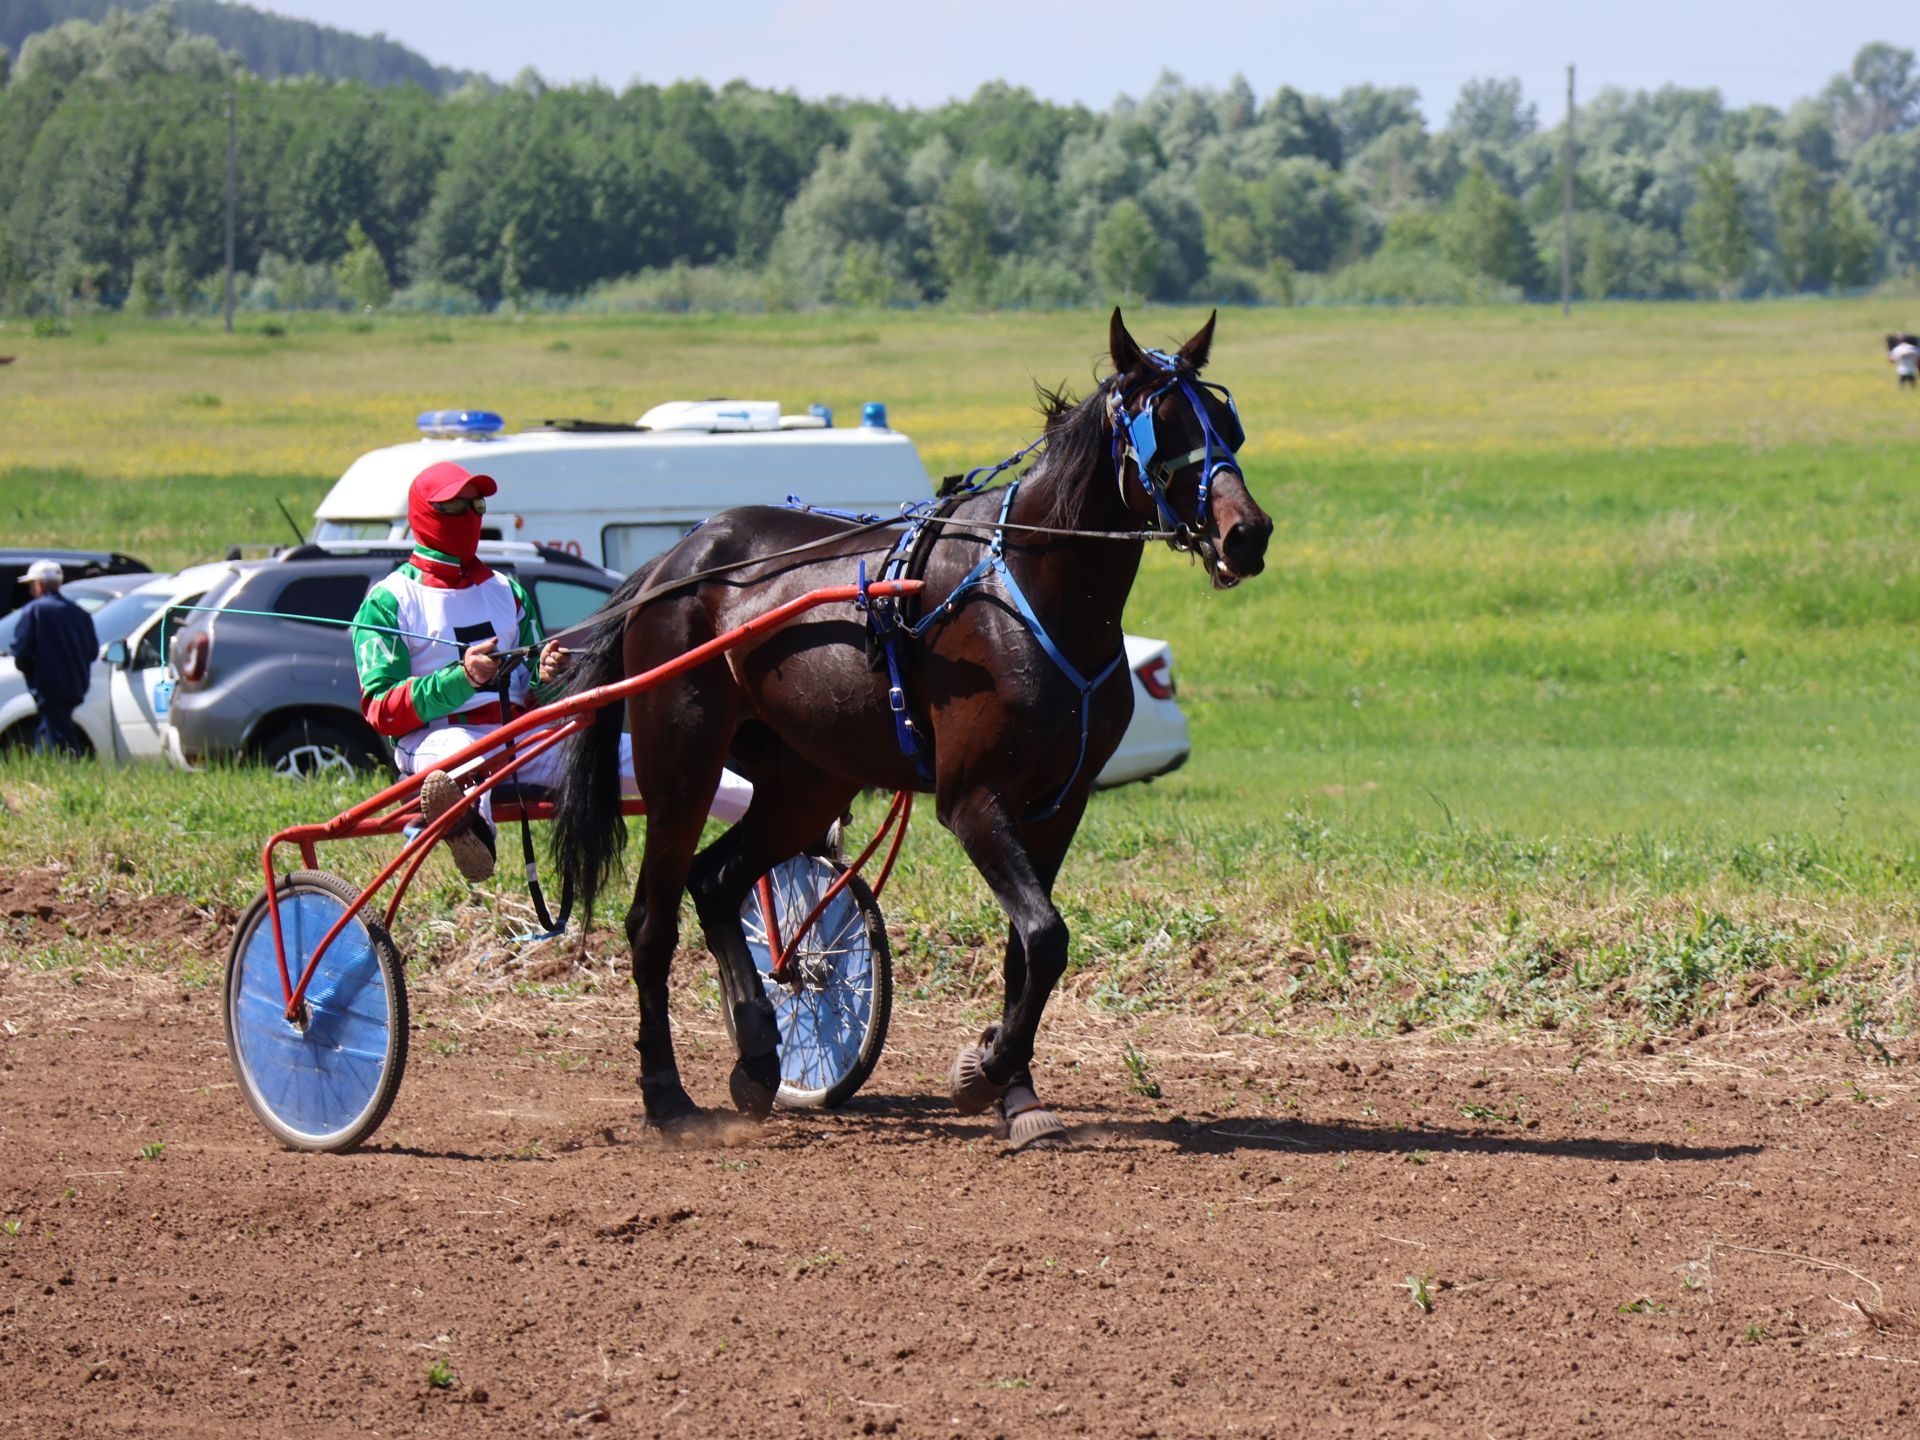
[995,1078,1069,1151]
[949,1044,1007,1115]
[999,1104,1070,1152]
[729,1055,779,1119]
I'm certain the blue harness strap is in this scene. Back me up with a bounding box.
[871,483,1125,822]
[860,517,935,779]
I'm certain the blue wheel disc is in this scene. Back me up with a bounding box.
[225,874,407,1151]
[739,855,891,1108]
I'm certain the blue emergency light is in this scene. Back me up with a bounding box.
[416,409,505,439]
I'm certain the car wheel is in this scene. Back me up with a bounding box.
[0,716,92,758]
[259,721,388,781]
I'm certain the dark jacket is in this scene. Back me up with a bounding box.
[12,592,98,704]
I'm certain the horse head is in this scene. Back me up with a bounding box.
[1107,308,1272,589]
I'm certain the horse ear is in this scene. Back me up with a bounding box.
[1109,307,1145,375]
[1178,310,1217,372]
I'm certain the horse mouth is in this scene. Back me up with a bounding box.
[1196,537,1245,590]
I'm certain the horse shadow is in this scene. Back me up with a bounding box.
[803,1092,1762,1165]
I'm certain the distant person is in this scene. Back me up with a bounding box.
[351,460,752,881]
[1889,334,1918,390]
[10,559,99,757]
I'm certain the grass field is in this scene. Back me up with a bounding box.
[4,299,1920,1043]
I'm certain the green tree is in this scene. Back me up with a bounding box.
[1448,77,1537,145]
[497,218,525,311]
[161,238,197,316]
[1259,85,1343,168]
[930,165,994,303]
[769,123,922,304]
[1824,42,1920,157]
[1441,163,1540,289]
[1773,159,1832,290]
[1848,128,1920,272]
[335,221,392,309]
[1684,153,1756,295]
[1331,83,1422,156]
[1092,198,1161,301]
[1582,217,1626,299]
[127,253,163,315]
[832,241,904,307]
[1200,157,1359,274]
[1826,183,1879,287]
[0,219,23,312]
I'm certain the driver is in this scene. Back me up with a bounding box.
[351,460,752,881]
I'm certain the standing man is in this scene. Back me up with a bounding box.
[1890,334,1918,390]
[10,559,100,757]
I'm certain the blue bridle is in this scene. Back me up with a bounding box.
[1106,349,1246,543]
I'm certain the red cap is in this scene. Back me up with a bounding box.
[412,460,498,501]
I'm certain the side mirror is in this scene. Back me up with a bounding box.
[104,639,128,667]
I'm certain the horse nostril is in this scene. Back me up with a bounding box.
[1225,519,1270,574]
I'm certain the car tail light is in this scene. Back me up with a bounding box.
[176,632,210,685]
[1135,653,1175,700]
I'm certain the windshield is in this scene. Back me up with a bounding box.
[314,519,406,542]
[81,591,172,647]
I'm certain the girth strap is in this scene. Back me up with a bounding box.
[864,483,1125,822]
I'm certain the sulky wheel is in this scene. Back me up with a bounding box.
[224,870,409,1152]
[734,854,892,1109]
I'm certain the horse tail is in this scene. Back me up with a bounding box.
[550,558,663,927]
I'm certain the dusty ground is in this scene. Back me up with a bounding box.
[4,875,1920,1438]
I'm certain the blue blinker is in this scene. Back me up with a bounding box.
[416,409,505,439]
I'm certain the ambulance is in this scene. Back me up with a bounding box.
[310,399,932,573]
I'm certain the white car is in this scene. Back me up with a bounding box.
[0,563,233,762]
[1095,634,1189,788]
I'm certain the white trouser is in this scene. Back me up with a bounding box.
[394,722,754,829]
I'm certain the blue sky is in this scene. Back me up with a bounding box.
[261,1,1914,122]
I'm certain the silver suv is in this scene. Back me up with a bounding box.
[165,542,620,777]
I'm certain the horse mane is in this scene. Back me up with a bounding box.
[1022,375,1116,530]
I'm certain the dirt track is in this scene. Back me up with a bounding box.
[4,892,1920,1438]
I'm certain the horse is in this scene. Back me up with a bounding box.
[550,308,1273,1147]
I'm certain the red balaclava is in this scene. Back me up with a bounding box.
[408,460,498,587]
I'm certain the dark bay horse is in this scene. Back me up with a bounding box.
[551,309,1272,1147]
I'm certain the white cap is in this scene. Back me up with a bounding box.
[24,559,63,584]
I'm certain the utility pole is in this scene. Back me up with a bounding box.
[223,90,236,334]
[1561,63,1575,316]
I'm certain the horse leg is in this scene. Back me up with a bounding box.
[941,788,1085,1148]
[627,801,709,1136]
[686,756,854,1119]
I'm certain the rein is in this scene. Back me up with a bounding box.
[518,509,1154,660]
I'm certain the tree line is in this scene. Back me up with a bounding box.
[3,8,1919,314]
[0,0,476,93]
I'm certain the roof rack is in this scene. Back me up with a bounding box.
[522,418,649,434]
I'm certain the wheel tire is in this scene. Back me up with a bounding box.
[259,720,388,781]
[730,855,893,1109]
[224,869,409,1152]
[0,716,91,757]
